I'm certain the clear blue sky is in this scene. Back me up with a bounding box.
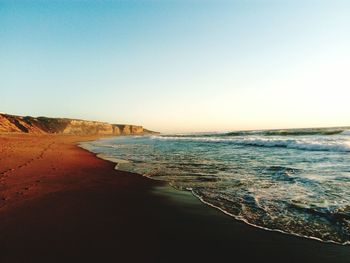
[1,0,349,132]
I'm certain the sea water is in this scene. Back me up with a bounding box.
[81,127,350,244]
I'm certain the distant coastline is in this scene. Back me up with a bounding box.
[0,113,158,135]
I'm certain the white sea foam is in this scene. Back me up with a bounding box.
[341,130,350,135]
[154,135,350,152]
[236,138,350,152]
[82,131,350,245]
[188,189,350,246]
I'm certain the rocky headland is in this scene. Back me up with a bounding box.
[0,113,157,135]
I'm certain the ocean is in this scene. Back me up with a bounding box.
[81,127,350,245]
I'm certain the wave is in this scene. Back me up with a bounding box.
[341,130,350,135]
[165,127,350,138]
[155,136,350,152]
[190,189,350,245]
[258,129,346,136]
[81,136,350,245]
[235,138,350,152]
[290,203,350,223]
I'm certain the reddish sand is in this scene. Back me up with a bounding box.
[0,134,349,263]
[0,134,106,212]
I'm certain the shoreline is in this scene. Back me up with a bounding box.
[91,148,349,247]
[0,134,349,262]
[81,136,350,247]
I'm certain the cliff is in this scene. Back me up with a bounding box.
[0,113,158,136]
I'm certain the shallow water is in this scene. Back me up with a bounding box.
[81,127,350,244]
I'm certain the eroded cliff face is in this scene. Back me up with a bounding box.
[0,113,157,136]
[61,120,114,135]
[0,115,46,134]
[113,125,144,135]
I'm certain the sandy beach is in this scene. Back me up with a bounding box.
[0,134,349,263]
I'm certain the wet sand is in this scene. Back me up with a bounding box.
[0,134,349,262]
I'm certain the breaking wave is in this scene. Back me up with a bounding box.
[166,127,350,137]
[81,126,350,244]
[156,136,350,152]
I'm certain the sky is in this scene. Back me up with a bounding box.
[1,0,350,133]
